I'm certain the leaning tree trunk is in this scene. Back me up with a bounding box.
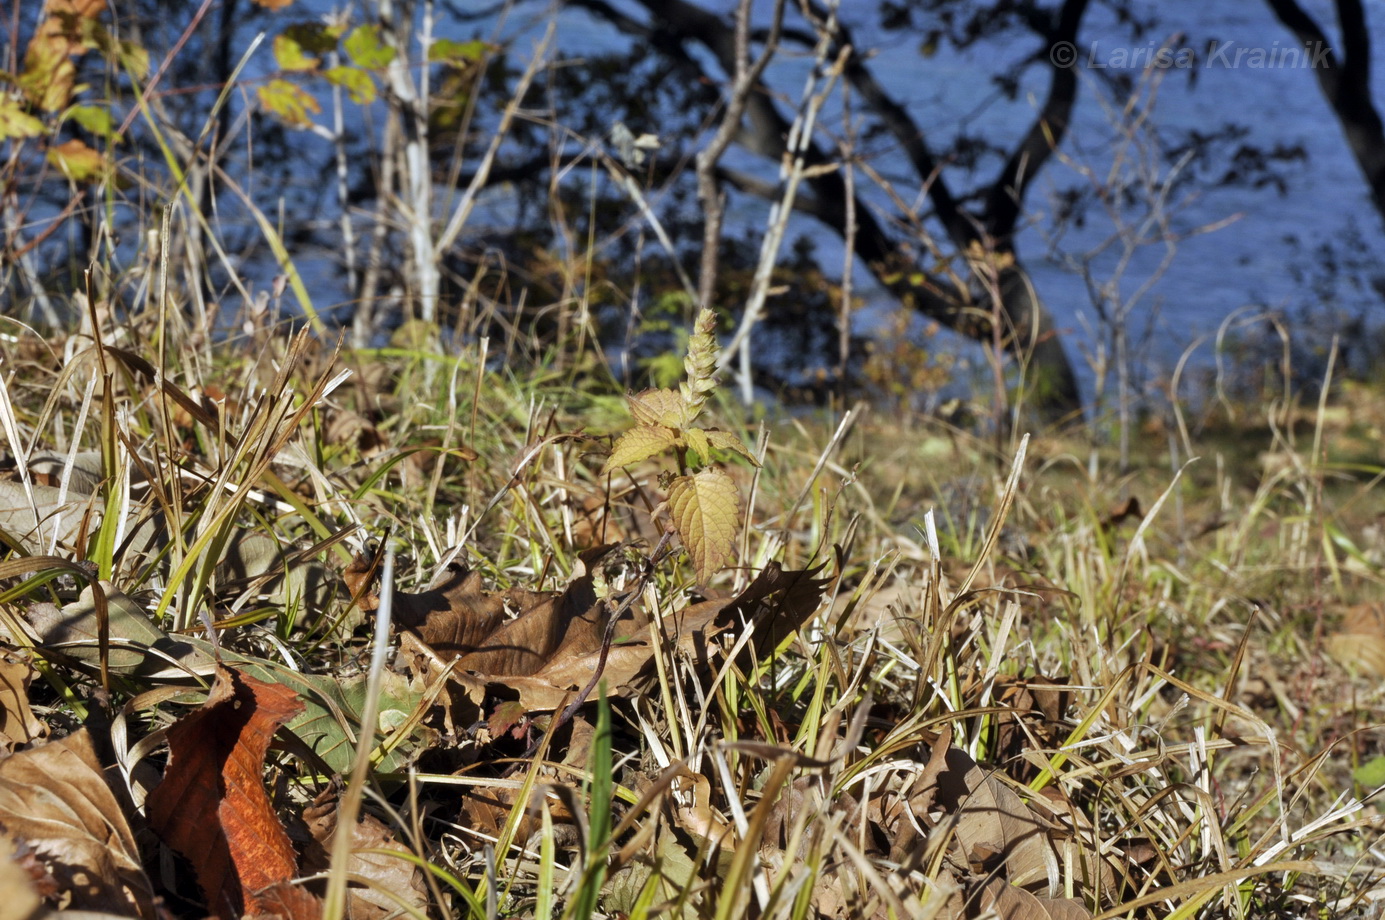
[997,266,1082,424]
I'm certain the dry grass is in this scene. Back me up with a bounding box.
[0,303,1380,920]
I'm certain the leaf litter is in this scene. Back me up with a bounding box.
[0,322,1359,919]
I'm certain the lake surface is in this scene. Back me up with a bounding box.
[517,1,1385,401]
[43,1,1379,405]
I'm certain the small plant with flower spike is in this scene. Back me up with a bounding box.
[603,309,758,582]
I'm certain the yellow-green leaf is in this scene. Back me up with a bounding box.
[323,65,376,104]
[667,467,740,584]
[273,33,319,71]
[343,24,395,69]
[705,429,760,467]
[627,388,685,429]
[19,40,75,112]
[0,98,44,140]
[66,103,114,140]
[115,37,150,79]
[683,427,711,466]
[46,137,105,181]
[603,425,679,472]
[429,38,488,66]
[257,78,320,127]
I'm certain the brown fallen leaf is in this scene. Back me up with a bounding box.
[678,559,832,668]
[146,664,320,920]
[933,744,1053,889]
[0,650,46,751]
[300,789,429,919]
[0,728,156,918]
[345,546,616,675]
[1328,602,1385,676]
[979,877,1091,919]
[877,725,954,865]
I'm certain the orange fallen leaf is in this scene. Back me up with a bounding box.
[146,664,319,920]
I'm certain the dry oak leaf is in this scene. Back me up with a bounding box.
[677,559,832,669]
[0,728,156,918]
[667,467,740,584]
[517,558,831,710]
[146,664,320,920]
[932,744,1053,889]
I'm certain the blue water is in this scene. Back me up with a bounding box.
[25,1,1381,404]
[508,1,1385,400]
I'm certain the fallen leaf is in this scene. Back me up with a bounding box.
[28,582,207,676]
[0,728,156,918]
[683,559,831,666]
[347,545,616,677]
[1328,602,1385,676]
[979,877,1090,919]
[0,480,95,553]
[0,651,45,750]
[933,744,1052,888]
[146,665,320,920]
[301,790,429,919]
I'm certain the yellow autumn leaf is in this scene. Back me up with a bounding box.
[667,467,739,584]
[683,427,711,466]
[627,388,685,428]
[257,78,320,127]
[704,428,759,466]
[602,425,680,472]
[46,137,105,182]
[0,97,43,140]
[273,33,319,72]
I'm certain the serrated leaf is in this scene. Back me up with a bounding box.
[667,467,740,584]
[343,24,395,69]
[47,137,104,181]
[257,78,320,127]
[429,38,488,66]
[603,425,679,472]
[683,427,711,466]
[705,428,760,466]
[0,97,43,140]
[323,65,376,104]
[273,33,319,71]
[627,387,685,428]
